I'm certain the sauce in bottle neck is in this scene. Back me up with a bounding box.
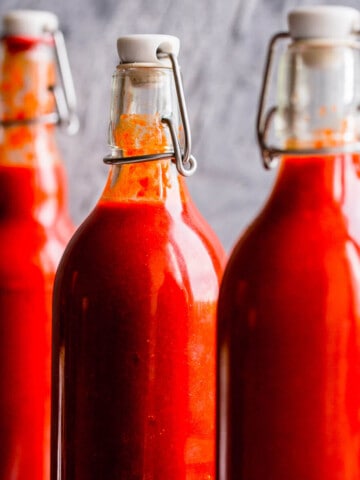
[101,64,185,207]
[270,39,360,218]
[276,41,359,147]
[0,35,56,126]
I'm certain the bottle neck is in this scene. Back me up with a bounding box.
[0,35,60,168]
[0,36,70,224]
[276,41,360,149]
[270,41,360,225]
[102,64,185,206]
[108,65,179,156]
[0,35,57,121]
[100,161,188,211]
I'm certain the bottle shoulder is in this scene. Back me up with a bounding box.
[0,220,71,289]
[219,207,360,335]
[221,189,360,303]
[56,200,225,302]
[228,202,351,261]
[0,125,62,162]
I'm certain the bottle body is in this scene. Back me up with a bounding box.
[218,9,360,479]
[0,25,73,480]
[52,160,225,479]
[52,42,225,478]
[217,153,360,479]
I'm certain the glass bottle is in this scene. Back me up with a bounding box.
[0,10,77,480]
[217,6,360,480]
[51,34,225,480]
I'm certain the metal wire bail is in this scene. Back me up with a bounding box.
[103,50,197,177]
[51,29,79,135]
[256,31,289,169]
[160,50,197,176]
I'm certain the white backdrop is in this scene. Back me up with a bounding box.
[1,0,359,250]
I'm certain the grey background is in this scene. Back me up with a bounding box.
[1,0,359,251]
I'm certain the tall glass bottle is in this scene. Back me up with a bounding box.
[51,34,225,479]
[0,10,77,480]
[217,6,360,480]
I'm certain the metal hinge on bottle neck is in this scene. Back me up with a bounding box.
[0,28,79,135]
[51,29,79,134]
[103,51,197,177]
[257,31,360,169]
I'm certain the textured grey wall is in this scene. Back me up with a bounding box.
[1,0,359,251]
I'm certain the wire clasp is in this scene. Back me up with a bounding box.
[51,29,79,135]
[104,50,197,177]
[256,31,290,169]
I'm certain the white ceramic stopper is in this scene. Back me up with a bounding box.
[117,34,180,66]
[288,5,360,40]
[2,10,59,37]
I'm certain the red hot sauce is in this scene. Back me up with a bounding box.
[217,153,360,479]
[51,66,226,478]
[0,14,74,480]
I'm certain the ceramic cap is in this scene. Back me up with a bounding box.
[117,34,180,66]
[288,5,360,40]
[2,10,59,37]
